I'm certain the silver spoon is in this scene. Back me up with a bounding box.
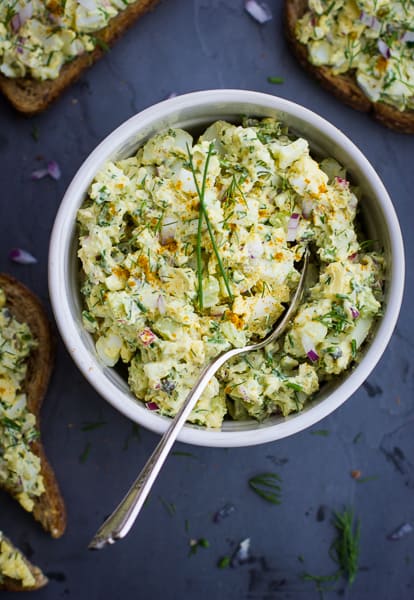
[89,247,309,550]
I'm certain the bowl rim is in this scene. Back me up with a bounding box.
[49,89,405,447]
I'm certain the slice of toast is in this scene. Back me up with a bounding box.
[0,0,160,116]
[0,274,66,539]
[0,533,48,591]
[284,0,414,133]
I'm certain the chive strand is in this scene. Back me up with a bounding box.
[187,142,233,307]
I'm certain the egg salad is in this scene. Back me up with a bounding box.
[0,532,35,588]
[0,287,44,512]
[77,118,384,428]
[296,0,414,111]
[0,0,136,80]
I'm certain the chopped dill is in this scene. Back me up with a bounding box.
[248,472,282,505]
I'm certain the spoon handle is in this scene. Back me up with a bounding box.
[88,357,228,550]
[89,248,309,550]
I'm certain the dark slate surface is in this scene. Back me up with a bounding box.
[0,1,413,598]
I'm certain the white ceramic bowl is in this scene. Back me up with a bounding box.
[49,90,404,447]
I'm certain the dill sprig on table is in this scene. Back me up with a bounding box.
[248,472,282,505]
[186,142,233,309]
[331,508,360,584]
[302,507,361,595]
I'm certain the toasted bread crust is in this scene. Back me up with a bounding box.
[285,0,414,133]
[0,534,48,592]
[0,0,160,115]
[0,274,66,539]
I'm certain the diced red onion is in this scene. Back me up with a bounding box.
[302,199,313,219]
[146,401,159,411]
[359,11,381,32]
[31,168,49,180]
[302,333,319,362]
[388,522,413,541]
[377,39,391,59]
[11,14,21,32]
[307,349,319,362]
[348,252,358,262]
[9,248,37,265]
[31,161,61,181]
[156,294,166,314]
[335,176,349,188]
[10,2,33,32]
[244,0,272,24]
[138,328,156,346]
[286,212,300,242]
[350,306,360,319]
[160,216,176,245]
[47,160,61,180]
[401,30,414,43]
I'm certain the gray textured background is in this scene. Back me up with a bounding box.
[1,1,413,598]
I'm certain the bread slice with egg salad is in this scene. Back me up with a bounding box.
[0,532,48,591]
[0,274,66,539]
[0,0,160,115]
[285,0,414,133]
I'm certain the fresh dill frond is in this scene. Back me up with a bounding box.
[330,508,360,584]
[248,472,282,505]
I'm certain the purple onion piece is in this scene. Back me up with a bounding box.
[47,160,61,180]
[11,14,21,33]
[9,248,37,265]
[244,0,272,24]
[307,349,319,362]
[146,402,159,411]
[350,306,360,319]
[377,39,391,59]
[213,503,236,523]
[31,168,49,180]
[286,212,300,242]
[401,30,414,43]
[388,522,413,541]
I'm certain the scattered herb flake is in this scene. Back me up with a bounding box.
[158,496,176,517]
[217,555,231,569]
[248,473,281,505]
[92,36,110,52]
[310,429,330,437]
[356,475,378,484]
[31,125,39,142]
[353,432,363,444]
[267,76,284,84]
[81,421,106,431]
[171,450,198,459]
[79,442,91,463]
[189,537,210,556]
[302,572,339,593]
[123,423,141,450]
